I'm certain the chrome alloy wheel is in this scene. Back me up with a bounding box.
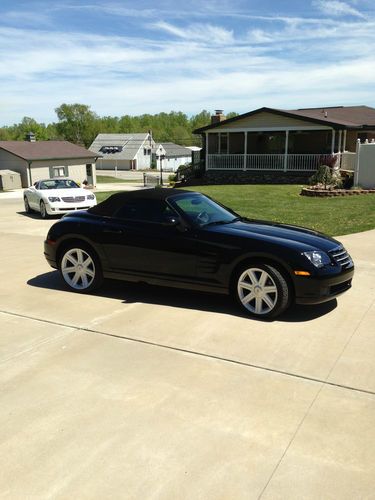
[40,201,47,219]
[237,267,278,315]
[61,248,96,290]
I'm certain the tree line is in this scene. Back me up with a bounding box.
[0,104,238,148]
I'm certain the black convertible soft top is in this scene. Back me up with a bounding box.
[88,187,194,216]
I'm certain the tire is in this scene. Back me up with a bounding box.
[58,244,103,293]
[234,263,291,319]
[40,201,48,219]
[24,196,32,213]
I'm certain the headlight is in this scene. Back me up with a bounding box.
[48,196,61,202]
[302,251,331,268]
[86,194,95,200]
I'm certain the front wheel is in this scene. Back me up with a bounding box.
[59,245,103,293]
[40,201,48,219]
[24,196,32,213]
[234,263,291,319]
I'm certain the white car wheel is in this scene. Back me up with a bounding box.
[24,196,32,213]
[40,201,48,219]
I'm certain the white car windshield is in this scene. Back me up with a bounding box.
[39,179,79,190]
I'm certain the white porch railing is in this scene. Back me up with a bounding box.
[207,153,353,172]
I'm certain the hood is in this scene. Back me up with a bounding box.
[207,219,340,252]
[41,188,91,198]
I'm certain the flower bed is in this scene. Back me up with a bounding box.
[301,187,375,197]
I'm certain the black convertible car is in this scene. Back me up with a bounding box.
[44,188,354,319]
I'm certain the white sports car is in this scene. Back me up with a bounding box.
[23,178,97,218]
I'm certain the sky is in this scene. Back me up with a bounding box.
[1,0,375,125]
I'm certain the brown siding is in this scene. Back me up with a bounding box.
[211,111,332,130]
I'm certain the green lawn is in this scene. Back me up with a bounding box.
[95,185,375,236]
[96,175,142,184]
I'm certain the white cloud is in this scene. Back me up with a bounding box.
[0,3,375,125]
[152,21,234,44]
[313,0,366,18]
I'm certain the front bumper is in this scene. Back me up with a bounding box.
[45,200,96,215]
[294,266,354,304]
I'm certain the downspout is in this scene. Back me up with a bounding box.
[27,161,33,186]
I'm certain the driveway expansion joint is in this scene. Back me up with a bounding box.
[2,308,375,398]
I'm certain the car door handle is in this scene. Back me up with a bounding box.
[103,228,124,234]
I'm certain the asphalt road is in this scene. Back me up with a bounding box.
[0,193,374,499]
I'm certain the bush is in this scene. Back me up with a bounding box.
[309,165,342,189]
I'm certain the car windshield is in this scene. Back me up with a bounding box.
[169,193,240,227]
[39,179,79,190]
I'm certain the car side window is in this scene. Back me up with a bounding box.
[114,199,176,223]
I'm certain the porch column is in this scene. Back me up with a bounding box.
[338,130,342,153]
[331,129,336,153]
[343,130,347,151]
[243,132,247,171]
[205,132,209,170]
[283,130,289,172]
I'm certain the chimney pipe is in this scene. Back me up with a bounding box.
[25,132,36,142]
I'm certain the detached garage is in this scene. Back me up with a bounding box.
[0,138,98,188]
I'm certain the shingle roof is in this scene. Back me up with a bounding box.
[193,105,375,133]
[90,133,152,160]
[154,142,192,158]
[285,106,375,127]
[0,141,97,161]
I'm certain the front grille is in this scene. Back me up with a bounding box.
[61,196,85,203]
[329,245,353,269]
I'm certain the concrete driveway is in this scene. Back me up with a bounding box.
[0,193,374,499]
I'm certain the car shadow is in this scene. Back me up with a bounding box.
[27,271,337,323]
[17,211,61,220]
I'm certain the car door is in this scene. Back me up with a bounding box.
[100,198,198,282]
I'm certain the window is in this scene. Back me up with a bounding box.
[114,199,176,223]
[219,133,228,154]
[51,166,68,178]
[99,146,122,154]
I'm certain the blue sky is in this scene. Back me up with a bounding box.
[1,0,374,125]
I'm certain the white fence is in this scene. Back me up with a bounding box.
[207,153,341,172]
[355,140,375,188]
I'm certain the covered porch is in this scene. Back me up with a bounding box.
[206,129,355,171]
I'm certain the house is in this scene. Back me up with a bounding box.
[193,106,375,183]
[152,142,192,172]
[0,135,98,188]
[90,133,155,171]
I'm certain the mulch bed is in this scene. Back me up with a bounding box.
[301,187,375,197]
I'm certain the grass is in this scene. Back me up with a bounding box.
[96,175,142,184]
[95,185,375,236]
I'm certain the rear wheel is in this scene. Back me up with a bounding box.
[59,245,103,293]
[234,263,291,319]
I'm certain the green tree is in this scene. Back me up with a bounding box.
[55,103,99,147]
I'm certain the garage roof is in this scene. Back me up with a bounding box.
[0,141,97,161]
